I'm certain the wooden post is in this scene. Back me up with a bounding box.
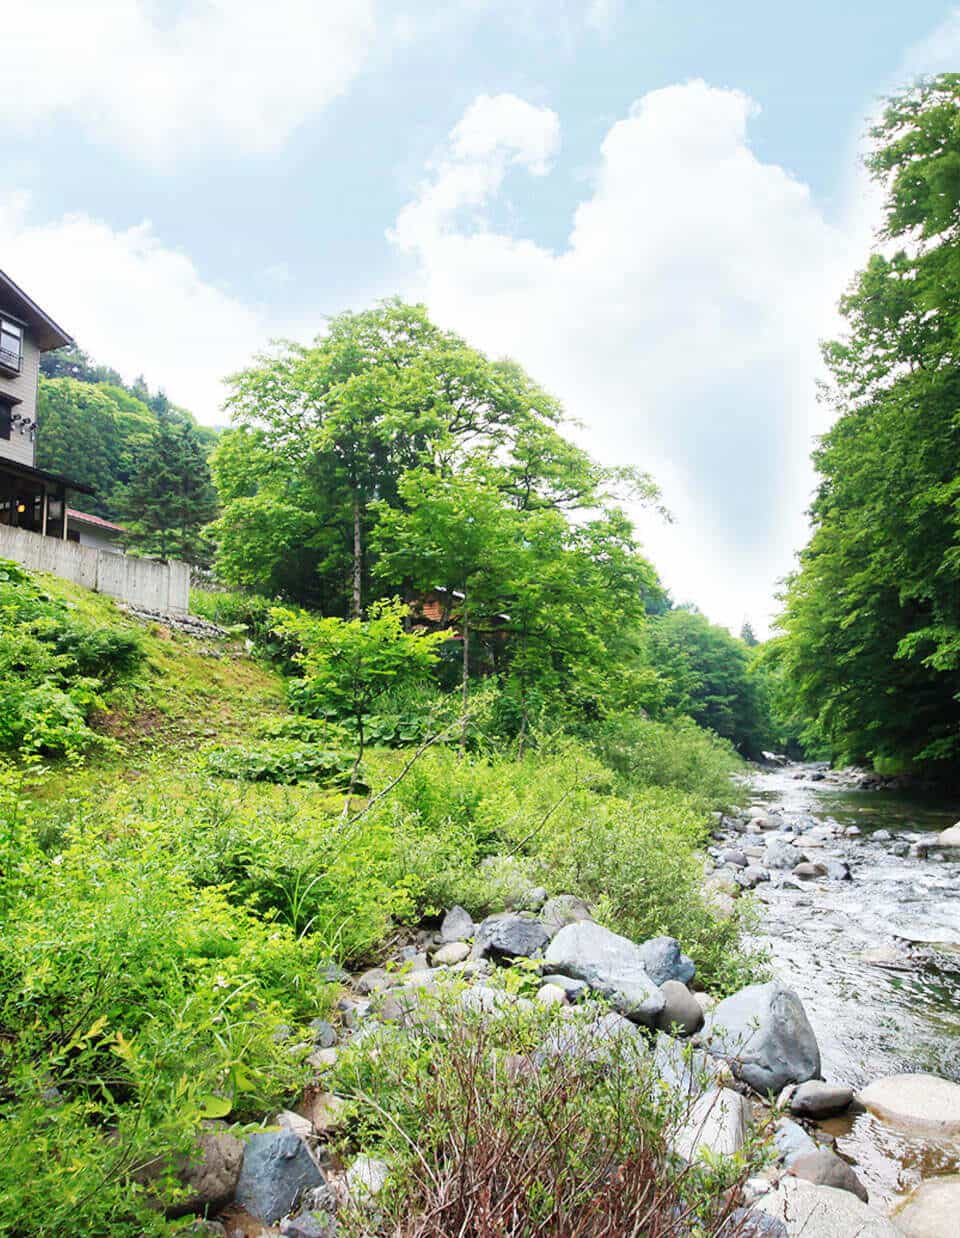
[41,485,48,537]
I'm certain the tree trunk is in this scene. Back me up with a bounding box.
[460,592,470,755]
[351,494,363,621]
[343,714,365,819]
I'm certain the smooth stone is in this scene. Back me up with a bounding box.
[346,1155,389,1200]
[774,1117,818,1167]
[872,829,892,842]
[857,1073,960,1135]
[893,1175,960,1237]
[793,862,827,879]
[639,936,695,986]
[694,991,717,1015]
[135,1128,244,1218]
[536,982,568,1006]
[540,973,590,1002]
[543,921,666,1026]
[789,1150,868,1203]
[765,842,806,870]
[308,1019,337,1048]
[300,1091,346,1135]
[276,1110,312,1140]
[307,1048,337,1069]
[845,826,861,837]
[720,849,749,868]
[472,913,550,962]
[672,1088,747,1161]
[535,1010,643,1067]
[789,1081,853,1119]
[935,823,960,848]
[440,904,475,943]
[235,1130,326,1225]
[280,1210,336,1238]
[653,1032,720,1095]
[654,980,704,1036]
[355,968,391,996]
[701,981,820,1095]
[540,894,594,937]
[754,1178,901,1237]
[431,941,471,966]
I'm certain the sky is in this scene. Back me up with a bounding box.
[4,1,960,635]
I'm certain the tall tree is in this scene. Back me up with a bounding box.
[121,413,218,563]
[772,74,960,772]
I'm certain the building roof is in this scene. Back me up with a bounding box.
[67,508,125,533]
[0,269,73,352]
[0,457,95,495]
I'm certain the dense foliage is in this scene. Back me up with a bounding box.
[770,75,960,773]
[646,609,774,757]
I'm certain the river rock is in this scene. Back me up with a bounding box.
[774,1117,817,1167]
[754,1178,901,1237]
[824,859,852,880]
[347,1155,389,1200]
[789,1150,868,1202]
[535,1010,642,1067]
[540,894,594,937]
[857,1073,960,1135]
[440,905,475,942]
[472,913,550,961]
[654,980,704,1036]
[235,1130,326,1224]
[540,973,590,1001]
[860,944,911,970]
[936,823,960,847]
[536,982,568,1006]
[136,1127,244,1217]
[672,1088,747,1161]
[308,1019,337,1048]
[280,1210,336,1238]
[543,921,666,1025]
[639,936,695,986]
[355,968,391,995]
[789,1080,853,1119]
[701,981,821,1094]
[893,1175,960,1236]
[431,941,471,966]
[765,842,806,870]
[720,849,749,867]
[793,862,827,879]
[872,829,892,842]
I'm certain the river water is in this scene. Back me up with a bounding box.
[745,763,960,1202]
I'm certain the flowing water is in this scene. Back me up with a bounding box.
[746,764,960,1202]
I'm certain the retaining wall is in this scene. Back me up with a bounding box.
[0,524,190,615]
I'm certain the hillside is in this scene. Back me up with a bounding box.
[0,562,774,1236]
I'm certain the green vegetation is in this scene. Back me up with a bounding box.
[770,75,960,774]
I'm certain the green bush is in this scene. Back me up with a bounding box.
[205,740,362,787]
[0,560,143,755]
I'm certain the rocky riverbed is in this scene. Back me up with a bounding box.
[707,760,960,1227]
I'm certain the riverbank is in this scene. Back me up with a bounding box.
[707,761,960,1225]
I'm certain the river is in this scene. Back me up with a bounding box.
[743,763,960,1202]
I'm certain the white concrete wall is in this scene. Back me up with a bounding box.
[0,524,189,615]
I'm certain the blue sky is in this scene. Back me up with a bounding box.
[4,1,959,631]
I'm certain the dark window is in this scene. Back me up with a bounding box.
[0,319,22,372]
[0,401,10,440]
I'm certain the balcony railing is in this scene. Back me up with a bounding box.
[0,345,21,375]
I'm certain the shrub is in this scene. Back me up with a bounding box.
[205,740,362,787]
[331,1000,772,1237]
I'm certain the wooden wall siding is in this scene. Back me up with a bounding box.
[0,335,40,468]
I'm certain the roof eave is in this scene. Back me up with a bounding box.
[0,270,74,352]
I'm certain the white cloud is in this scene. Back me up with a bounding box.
[1,0,377,163]
[390,82,849,633]
[0,194,274,419]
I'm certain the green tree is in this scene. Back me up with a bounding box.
[773,74,960,772]
[121,413,218,563]
[272,598,446,801]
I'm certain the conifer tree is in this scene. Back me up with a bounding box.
[121,412,218,563]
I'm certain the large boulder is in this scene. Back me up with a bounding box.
[671,1088,748,1162]
[700,982,820,1094]
[893,1175,960,1237]
[543,921,666,1026]
[133,1126,244,1218]
[856,1073,960,1135]
[472,913,550,962]
[540,894,594,938]
[754,1178,902,1237]
[235,1130,326,1224]
[789,1150,868,1203]
[789,1081,853,1119]
[654,980,704,1036]
[440,905,475,943]
[638,936,695,986]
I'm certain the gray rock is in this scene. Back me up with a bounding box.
[654,980,704,1036]
[764,842,805,870]
[235,1130,326,1224]
[638,936,695,986]
[936,823,960,848]
[857,1073,960,1135]
[861,944,911,970]
[721,1208,788,1237]
[431,941,471,966]
[792,862,827,879]
[720,849,749,867]
[509,884,548,911]
[789,1150,868,1203]
[789,1081,853,1119]
[540,973,590,1002]
[774,1117,817,1167]
[701,981,821,1094]
[355,968,391,995]
[653,1032,719,1095]
[440,905,475,943]
[543,921,666,1026]
[535,1010,643,1067]
[135,1127,244,1218]
[472,913,550,962]
[672,1088,748,1161]
[309,1019,337,1048]
[536,982,568,1006]
[738,865,770,889]
[872,829,892,842]
[824,859,852,880]
[346,1155,389,1200]
[317,960,350,984]
[755,1179,902,1237]
[540,894,594,937]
